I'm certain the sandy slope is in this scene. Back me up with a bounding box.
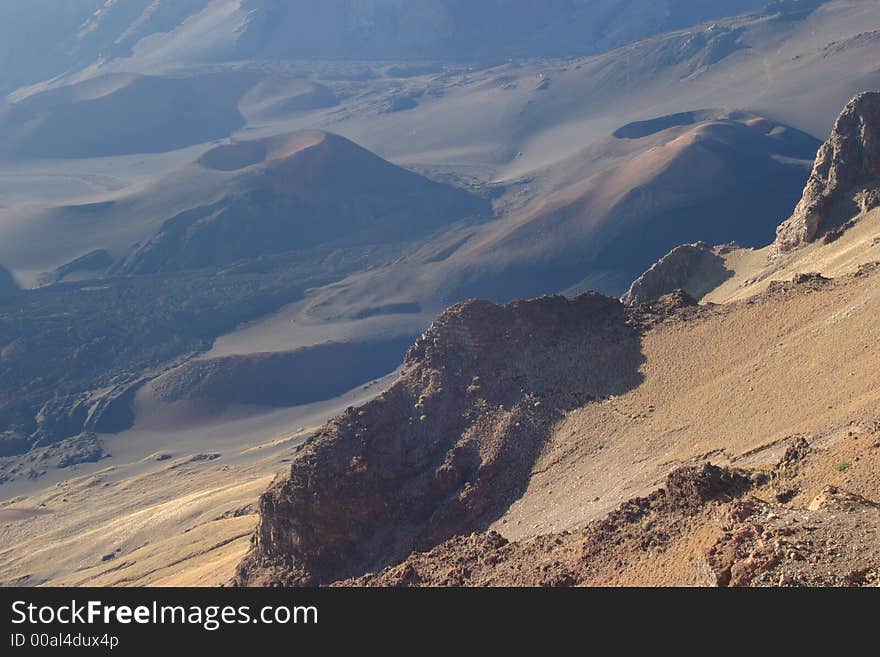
[705,208,880,303]
[342,255,878,586]
[0,371,396,586]
[4,1,880,284]
[4,133,878,588]
[347,427,880,587]
[234,229,880,587]
[3,1,880,587]
[496,262,880,541]
[0,1,770,96]
[0,462,271,587]
[294,0,880,170]
[3,207,878,588]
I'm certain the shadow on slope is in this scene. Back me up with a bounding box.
[115,131,491,274]
[142,337,414,416]
[0,265,19,301]
[0,72,257,160]
[621,242,735,306]
[613,110,718,139]
[448,114,821,301]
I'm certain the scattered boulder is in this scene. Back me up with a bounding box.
[55,432,106,469]
[665,463,752,508]
[631,289,703,330]
[341,463,752,587]
[707,485,880,587]
[765,272,831,295]
[808,485,880,512]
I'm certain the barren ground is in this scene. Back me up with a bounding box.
[5,235,876,586]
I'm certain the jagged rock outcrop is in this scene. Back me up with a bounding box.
[773,92,880,255]
[621,242,734,306]
[256,411,880,587]
[707,485,880,587]
[234,292,646,586]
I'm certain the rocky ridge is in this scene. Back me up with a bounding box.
[234,262,880,587]
[621,242,734,306]
[234,291,649,585]
[234,90,880,588]
[339,463,754,587]
[341,425,880,587]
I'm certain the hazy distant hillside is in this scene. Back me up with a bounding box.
[449,113,821,299]
[0,0,776,95]
[302,111,820,310]
[0,71,257,159]
[0,0,211,94]
[116,131,490,274]
[235,0,771,61]
[4,0,880,593]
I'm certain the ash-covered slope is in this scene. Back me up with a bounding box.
[0,0,775,94]
[235,0,771,62]
[0,70,338,163]
[345,430,880,587]
[115,131,489,274]
[143,338,415,411]
[623,91,880,306]
[235,91,880,585]
[774,91,880,254]
[0,1,213,95]
[446,112,818,300]
[0,128,486,476]
[235,292,645,586]
[0,72,259,160]
[238,261,880,588]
